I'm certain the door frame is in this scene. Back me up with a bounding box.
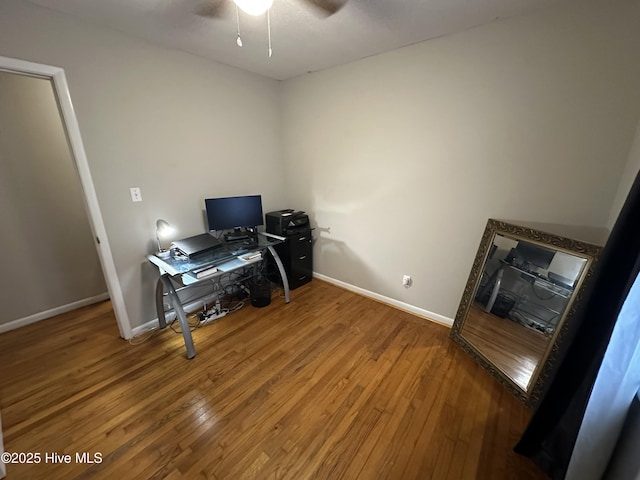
[0,55,132,339]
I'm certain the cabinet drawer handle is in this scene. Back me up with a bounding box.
[299,255,307,260]
[299,237,306,241]
[298,275,307,280]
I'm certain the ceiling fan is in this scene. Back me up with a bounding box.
[194,0,346,57]
[194,0,346,19]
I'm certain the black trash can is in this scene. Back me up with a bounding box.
[491,293,516,318]
[250,277,271,308]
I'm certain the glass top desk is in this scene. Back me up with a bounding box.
[146,232,290,359]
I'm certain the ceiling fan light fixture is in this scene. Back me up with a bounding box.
[233,0,273,16]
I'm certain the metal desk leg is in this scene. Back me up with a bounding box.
[267,245,290,303]
[160,273,196,359]
[155,277,167,329]
[486,267,504,313]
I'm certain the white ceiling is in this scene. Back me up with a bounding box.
[24,0,571,80]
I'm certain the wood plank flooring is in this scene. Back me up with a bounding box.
[0,280,547,479]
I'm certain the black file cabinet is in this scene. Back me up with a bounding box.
[272,229,313,290]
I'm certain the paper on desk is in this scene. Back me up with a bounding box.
[216,258,247,271]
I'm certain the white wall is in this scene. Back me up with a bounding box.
[0,71,107,326]
[608,121,640,230]
[280,0,640,321]
[0,0,286,329]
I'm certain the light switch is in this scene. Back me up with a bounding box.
[129,187,143,202]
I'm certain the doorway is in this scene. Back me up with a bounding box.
[0,55,131,338]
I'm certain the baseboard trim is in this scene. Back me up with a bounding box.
[313,273,454,328]
[0,293,110,334]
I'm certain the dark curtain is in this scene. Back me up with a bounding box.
[514,169,640,479]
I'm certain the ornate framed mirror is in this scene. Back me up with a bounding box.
[450,219,605,405]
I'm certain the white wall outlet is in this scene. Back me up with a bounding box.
[403,275,412,288]
[129,187,142,202]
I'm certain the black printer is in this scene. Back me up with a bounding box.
[265,209,310,236]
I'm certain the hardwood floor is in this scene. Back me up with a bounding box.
[0,280,546,479]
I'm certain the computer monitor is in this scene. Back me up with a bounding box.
[205,195,264,232]
[514,241,556,270]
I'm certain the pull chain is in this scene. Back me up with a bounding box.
[235,4,243,47]
[267,9,272,57]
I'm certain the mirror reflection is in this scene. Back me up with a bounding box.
[461,234,587,391]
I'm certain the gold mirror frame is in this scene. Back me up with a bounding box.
[450,219,602,406]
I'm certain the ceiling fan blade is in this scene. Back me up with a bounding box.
[194,0,229,18]
[299,0,346,16]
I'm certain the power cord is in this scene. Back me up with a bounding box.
[128,327,159,345]
[170,312,202,333]
[133,283,253,344]
[530,282,557,301]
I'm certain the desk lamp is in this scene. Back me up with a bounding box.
[156,219,175,258]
